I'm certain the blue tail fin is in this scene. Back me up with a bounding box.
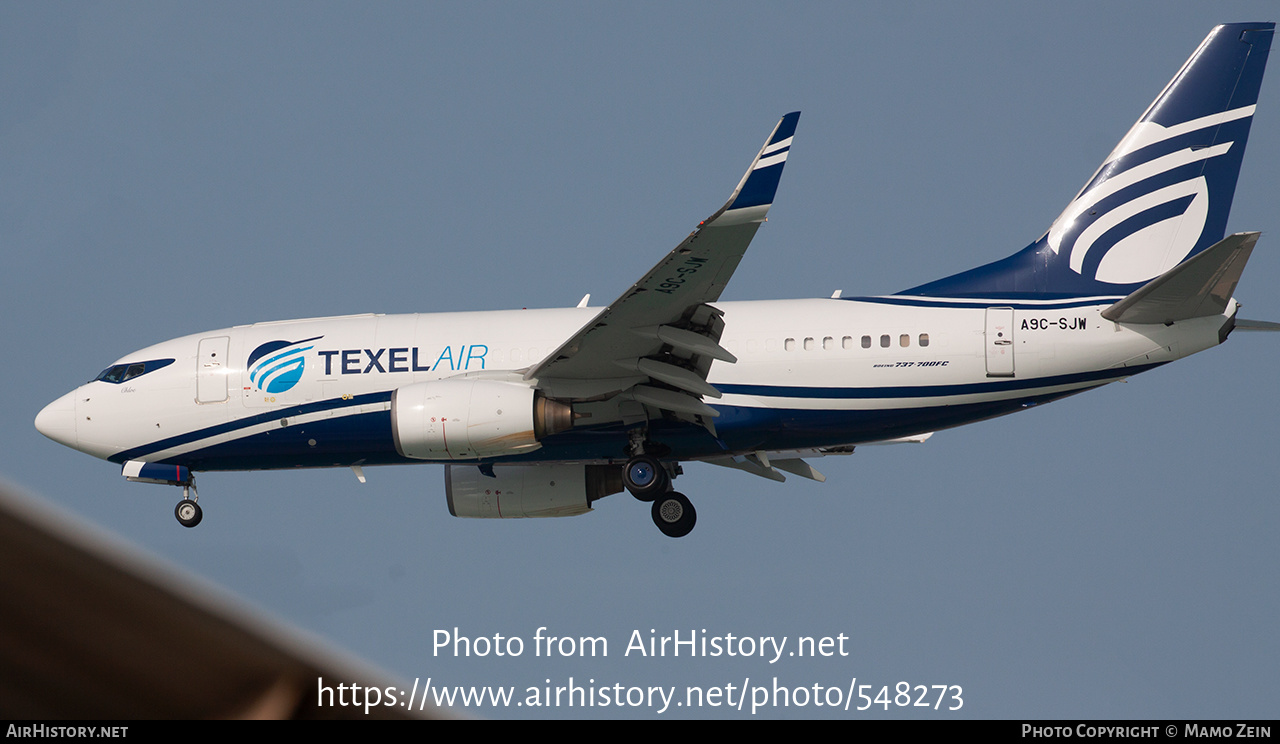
[901,23,1273,299]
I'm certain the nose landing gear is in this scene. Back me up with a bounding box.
[121,461,206,529]
[174,479,202,528]
[175,498,203,528]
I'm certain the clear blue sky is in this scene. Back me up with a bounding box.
[4,2,1278,718]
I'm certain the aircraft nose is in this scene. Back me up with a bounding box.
[35,391,78,450]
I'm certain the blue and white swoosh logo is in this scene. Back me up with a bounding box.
[1046,105,1254,285]
[247,336,322,394]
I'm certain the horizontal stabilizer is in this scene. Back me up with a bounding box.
[1101,232,1259,324]
[1233,318,1280,331]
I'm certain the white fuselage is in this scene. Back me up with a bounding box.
[37,296,1232,472]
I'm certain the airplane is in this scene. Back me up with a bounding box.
[35,23,1277,538]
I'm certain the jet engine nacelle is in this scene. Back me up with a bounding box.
[445,463,624,518]
[391,378,572,460]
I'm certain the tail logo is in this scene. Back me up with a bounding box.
[247,336,322,394]
[1046,105,1254,285]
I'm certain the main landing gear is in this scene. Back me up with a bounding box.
[650,491,696,538]
[622,454,668,501]
[622,450,697,538]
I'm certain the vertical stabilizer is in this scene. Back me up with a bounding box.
[902,23,1273,299]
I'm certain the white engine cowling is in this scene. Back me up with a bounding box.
[446,464,624,518]
[391,379,571,460]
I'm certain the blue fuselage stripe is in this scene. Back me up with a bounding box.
[717,363,1161,399]
[108,391,394,464]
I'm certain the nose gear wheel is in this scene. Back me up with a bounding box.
[175,499,203,528]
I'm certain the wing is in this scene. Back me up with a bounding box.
[525,112,800,431]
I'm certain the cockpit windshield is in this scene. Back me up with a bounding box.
[92,358,175,384]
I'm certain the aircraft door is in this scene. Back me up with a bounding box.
[196,336,230,403]
[985,307,1015,377]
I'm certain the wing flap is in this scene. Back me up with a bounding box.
[770,458,827,483]
[639,324,737,363]
[702,454,828,483]
[704,455,788,482]
[628,385,720,418]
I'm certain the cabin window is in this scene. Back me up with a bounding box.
[900,334,910,347]
[843,336,853,350]
[784,338,795,351]
[823,336,833,350]
[803,337,814,351]
[861,335,871,349]
[919,333,930,347]
[880,334,890,348]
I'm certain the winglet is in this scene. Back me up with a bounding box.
[709,111,800,226]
